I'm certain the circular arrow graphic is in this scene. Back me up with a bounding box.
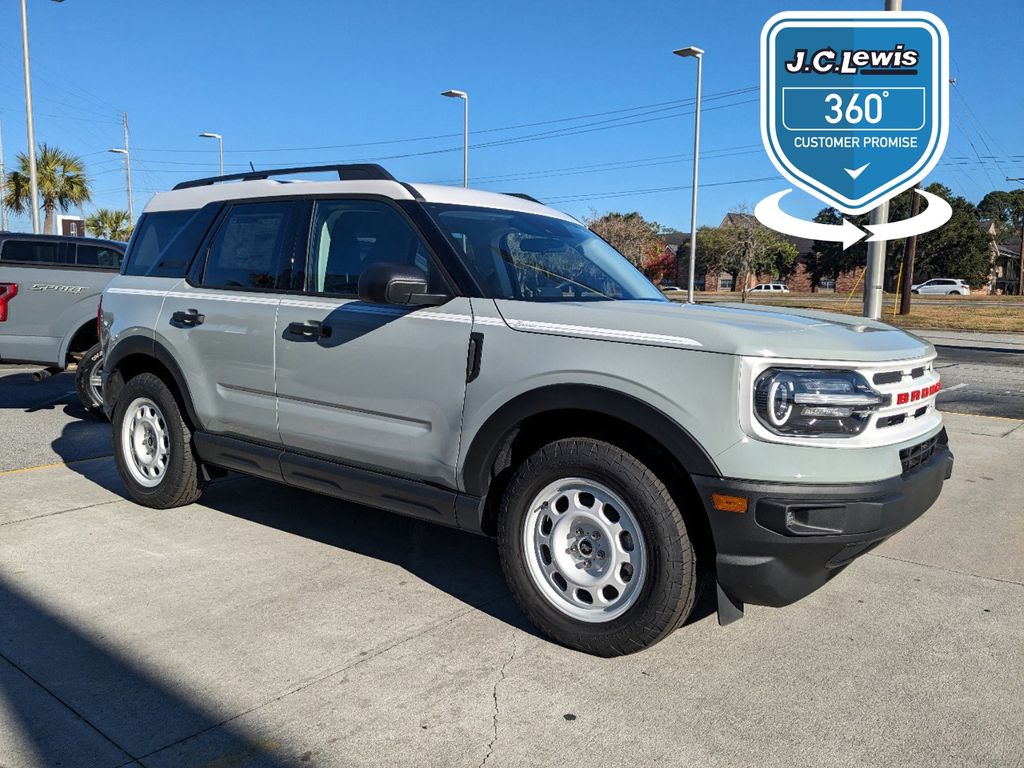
[864,189,952,241]
[754,188,953,250]
[754,190,867,250]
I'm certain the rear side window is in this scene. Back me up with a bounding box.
[122,210,198,277]
[75,244,123,269]
[201,201,299,291]
[0,239,65,265]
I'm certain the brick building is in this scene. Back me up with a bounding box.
[670,213,861,293]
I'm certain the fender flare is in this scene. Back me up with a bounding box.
[460,384,720,497]
[104,335,202,428]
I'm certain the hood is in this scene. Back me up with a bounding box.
[493,299,932,362]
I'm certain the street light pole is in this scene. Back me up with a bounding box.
[109,114,134,223]
[20,0,41,234]
[673,46,704,304]
[199,132,224,175]
[1007,177,1024,296]
[441,90,469,187]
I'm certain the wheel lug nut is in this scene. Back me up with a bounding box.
[597,551,606,560]
[574,528,584,537]
[569,545,578,554]
[583,559,592,568]
[591,531,600,540]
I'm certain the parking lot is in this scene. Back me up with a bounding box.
[1,344,1023,768]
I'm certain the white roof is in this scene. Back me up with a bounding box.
[143,177,578,223]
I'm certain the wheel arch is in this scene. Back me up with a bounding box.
[461,385,719,547]
[104,336,201,428]
[60,313,100,367]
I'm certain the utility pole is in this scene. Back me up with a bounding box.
[0,121,8,231]
[20,0,41,234]
[899,183,920,314]
[863,0,902,319]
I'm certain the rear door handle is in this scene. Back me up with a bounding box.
[285,320,332,340]
[170,308,204,327]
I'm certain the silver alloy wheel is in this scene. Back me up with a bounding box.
[88,360,103,407]
[522,477,648,623]
[121,397,170,488]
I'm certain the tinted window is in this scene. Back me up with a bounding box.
[123,210,197,276]
[202,202,298,290]
[0,239,64,264]
[308,200,436,296]
[76,244,123,268]
[425,204,664,302]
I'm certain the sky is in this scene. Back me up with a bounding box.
[0,0,1021,234]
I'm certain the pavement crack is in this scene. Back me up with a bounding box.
[480,632,517,768]
[868,552,1024,587]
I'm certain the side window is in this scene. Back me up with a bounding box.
[76,244,123,269]
[0,239,64,264]
[123,210,197,276]
[307,199,435,296]
[202,201,299,290]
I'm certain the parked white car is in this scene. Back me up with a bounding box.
[911,279,970,296]
[750,283,790,294]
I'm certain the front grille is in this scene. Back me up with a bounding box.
[900,435,940,474]
[873,370,903,385]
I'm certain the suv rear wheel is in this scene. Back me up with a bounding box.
[74,343,105,418]
[497,437,697,656]
[112,372,206,508]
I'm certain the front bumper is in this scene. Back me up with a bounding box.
[691,430,953,608]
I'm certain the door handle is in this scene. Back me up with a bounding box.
[170,308,205,327]
[285,320,332,340]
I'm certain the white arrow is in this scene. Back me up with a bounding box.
[754,189,867,250]
[845,163,869,179]
[864,189,953,241]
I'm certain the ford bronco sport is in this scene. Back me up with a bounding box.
[0,232,126,415]
[100,164,952,656]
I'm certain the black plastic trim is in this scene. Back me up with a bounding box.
[190,431,463,529]
[691,442,953,608]
[466,332,483,382]
[460,384,719,497]
[103,336,202,429]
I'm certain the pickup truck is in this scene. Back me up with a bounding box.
[0,232,126,416]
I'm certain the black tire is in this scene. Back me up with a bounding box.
[911,289,919,294]
[74,343,106,419]
[112,372,206,508]
[948,290,959,295]
[497,438,697,656]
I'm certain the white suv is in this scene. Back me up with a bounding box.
[911,279,970,296]
[750,283,790,294]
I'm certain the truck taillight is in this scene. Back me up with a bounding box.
[0,283,17,322]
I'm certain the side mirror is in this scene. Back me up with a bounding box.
[357,262,449,306]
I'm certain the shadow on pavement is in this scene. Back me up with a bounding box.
[0,575,291,767]
[197,476,538,637]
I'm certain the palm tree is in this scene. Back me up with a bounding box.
[86,208,133,241]
[3,144,91,234]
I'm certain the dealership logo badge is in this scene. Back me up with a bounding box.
[760,10,949,215]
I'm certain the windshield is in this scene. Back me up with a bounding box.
[424,204,666,302]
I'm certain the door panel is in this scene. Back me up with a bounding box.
[156,199,301,443]
[274,198,471,488]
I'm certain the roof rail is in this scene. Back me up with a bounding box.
[504,192,543,204]
[172,163,396,191]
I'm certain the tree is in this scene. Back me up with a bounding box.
[808,207,868,289]
[585,211,669,280]
[888,183,991,288]
[3,144,91,235]
[86,208,133,241]
[698,211,797,300]
[978,189,1024,294]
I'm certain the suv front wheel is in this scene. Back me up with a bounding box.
[498,438,697,656]
[112,372,206,508]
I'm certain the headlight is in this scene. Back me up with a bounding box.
[753,368,884,437]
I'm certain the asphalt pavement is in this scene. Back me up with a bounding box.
[0,334,1022,768]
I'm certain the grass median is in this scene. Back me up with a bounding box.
[664,292,1024,333]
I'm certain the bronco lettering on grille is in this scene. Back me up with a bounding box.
[895,381,941,405]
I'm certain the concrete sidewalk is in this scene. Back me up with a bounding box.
[0,412,1021,768]
[917,329,1024,351]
